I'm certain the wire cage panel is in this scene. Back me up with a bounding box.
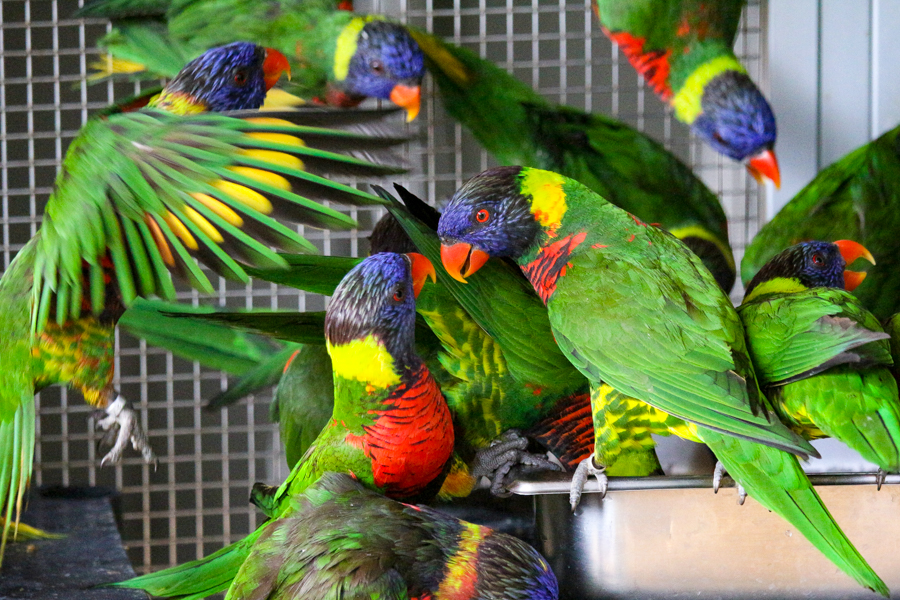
[0,0,765,575]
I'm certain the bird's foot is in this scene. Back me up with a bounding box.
[712,461,746,504]
[876,469,887,491]
[472,430,562,496]
[570,453,607,510]
[93,395,157,468]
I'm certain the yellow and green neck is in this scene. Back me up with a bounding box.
[521,168,569,233]
[148,91,207,116]
[743,277,807,304]
[671,55,745,124]
[327,334,401,389]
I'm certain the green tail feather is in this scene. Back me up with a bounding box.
[110,525,263,598]
[205,345,300,410]
[701,429,889,597]
[0,401,36,567]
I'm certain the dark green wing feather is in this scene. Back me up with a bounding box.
[739,288,893,386]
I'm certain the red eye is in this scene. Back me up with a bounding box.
[392,285,405,302]
[475,209,490,223]
[232,68,248,86]
[811,253,824,266]
[369,60,384,74]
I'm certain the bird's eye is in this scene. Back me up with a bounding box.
[475,209,490,223]
[811,253,825,267]
[392,284,405,302]
[232,68,249,86]
[369,59,384,74]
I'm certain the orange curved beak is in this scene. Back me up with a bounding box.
[406,252,436,298]
[389,84,421,122]
[440,242,489,284]
[834,239,876,292]
[747,148,781,189]
[263,48,291,90]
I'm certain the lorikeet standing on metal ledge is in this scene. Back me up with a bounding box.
[75,0,424,121]
[0,41,408,566]
[436,166,889,596]
[224,472,559,600]
[409,28,736,293]
[593,0,780,187]
[743,123,900,319]
[112,252,454,599]
[738,241,900,482]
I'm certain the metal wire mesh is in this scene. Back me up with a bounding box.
[0,0,765,575]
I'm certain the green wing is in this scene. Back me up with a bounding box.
[0,242,39,563]
[887,313,900,381]
[33,108,404,331]
[550,225,813,456]
[742,124,900,319]
[739,288,893,386]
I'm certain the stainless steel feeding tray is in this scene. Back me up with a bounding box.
[510,472,900,600]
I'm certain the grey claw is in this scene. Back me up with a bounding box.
[94,396,158,469]
[713,461,726,494]
[570,453,607,510]
[473,430,561,496]
[737,484,747,505]
[876,469,886,491]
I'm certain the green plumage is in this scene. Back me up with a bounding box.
[594,0,743,96]
[742,124,900,319]
[77,0,358,99]
[225,472,558,600]
[411,29,735,291]
[740,286,900,474]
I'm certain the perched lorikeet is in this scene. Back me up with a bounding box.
[738,240,900,480]
[191,197,591,495]
[224,472,559,600]
[436,165,889,596]
[742,123,900,319]
[0,41,408,565]
[593,0,779,186]
[75,0,424,121]
[111,251,454,599]
[409,28,736,292]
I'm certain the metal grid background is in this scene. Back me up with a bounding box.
[0,0,765,575]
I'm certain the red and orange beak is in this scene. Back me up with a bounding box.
[747,148,781,189]
[390,84,421,122]
[406,252,436,298]
[834,239,876,292]
[440,242,489,284]
[262,48,291,90]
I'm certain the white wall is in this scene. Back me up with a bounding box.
[767,0,900,216]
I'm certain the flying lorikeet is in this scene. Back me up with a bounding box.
[111,251,455,599]
[738,240,900,481]
[409,28,736,292]
[592,0,779,186]
[742,123,900,319]
[224,471,559,600]
[75,0,425,121]
[0,41,409,565]
[436,165,889,596]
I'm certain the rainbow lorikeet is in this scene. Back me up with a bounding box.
[112,252,455,599]
[75,0,424,121]
[409,28,735,292]
[593,0,779,186]
[0,41,409,565]
[738,240,900,482]
[888,313,900,382]
[186,196,593,496]
[224,472,558,600]
[742,123,900,320]
[436,165,889,596]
